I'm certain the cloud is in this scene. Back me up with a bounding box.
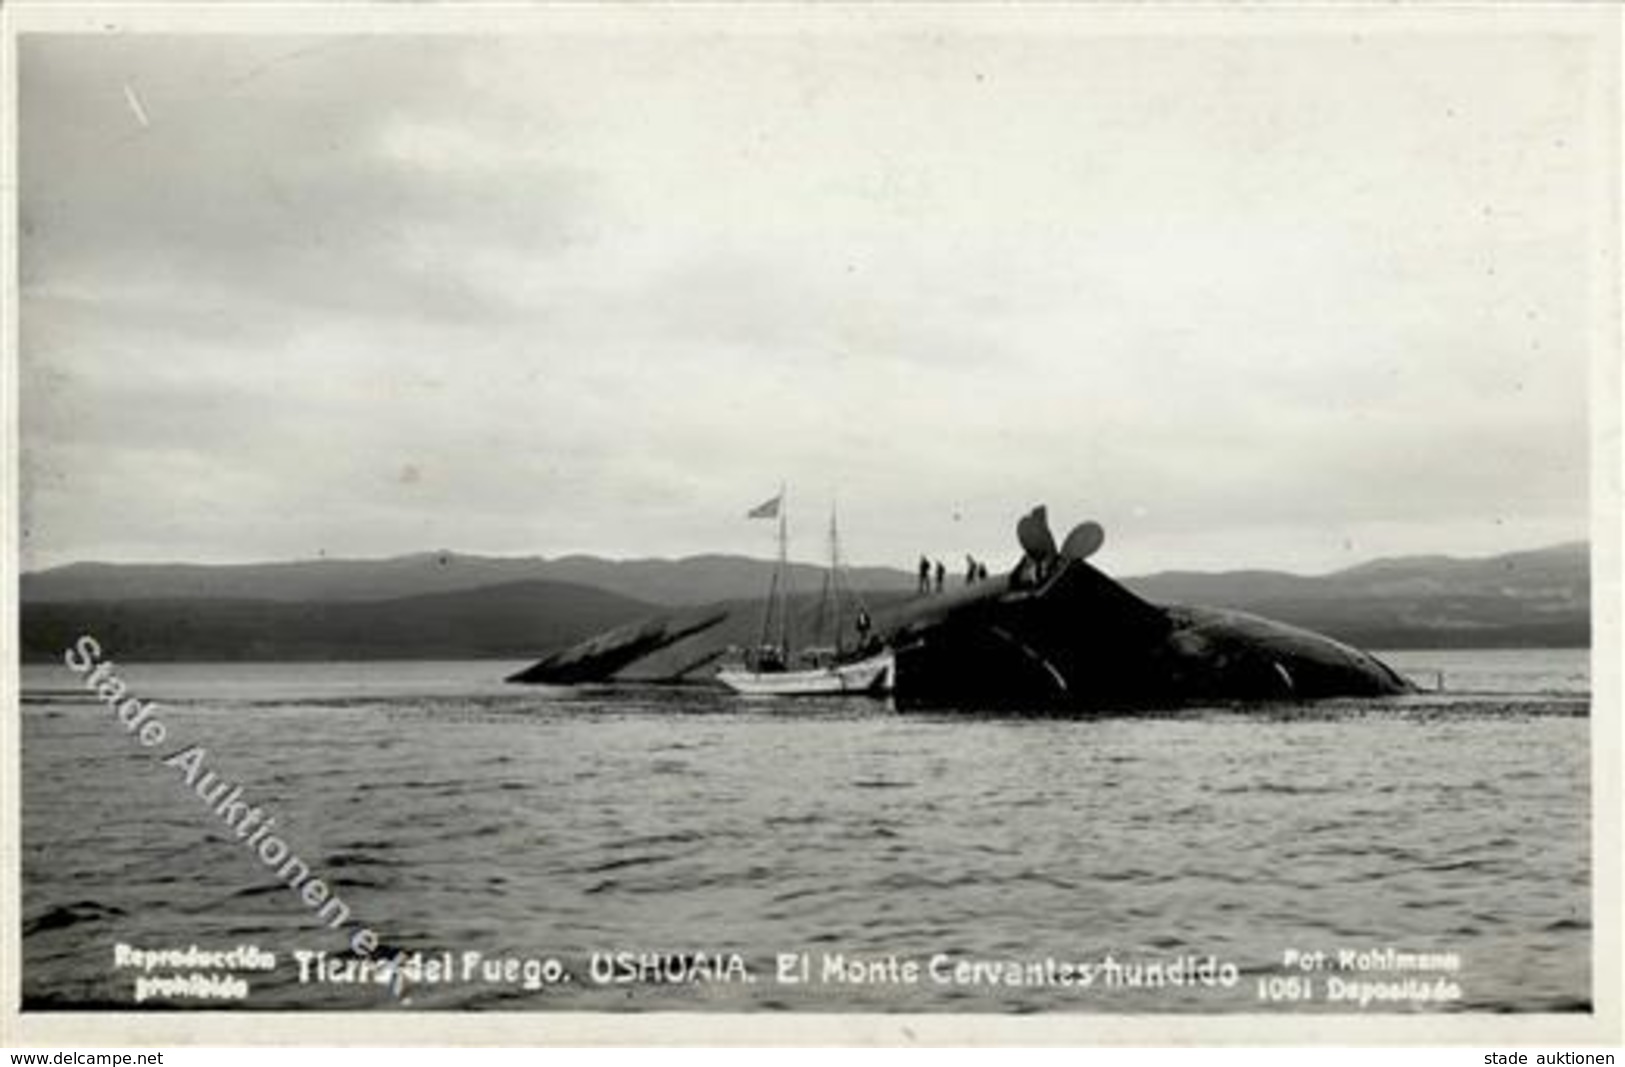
[18,26,1601,573]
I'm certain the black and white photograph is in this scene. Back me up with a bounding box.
[4,2,1620,1046]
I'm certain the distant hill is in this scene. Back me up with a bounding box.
[21,552,916,607]
[1123,542,1588,649]
[19,579,655,663]
[18,541,1590,660]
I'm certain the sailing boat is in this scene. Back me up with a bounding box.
[716,490,894,697]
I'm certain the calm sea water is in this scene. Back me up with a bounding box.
[19,649,1590,1013]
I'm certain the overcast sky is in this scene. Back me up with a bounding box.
[18,18,1605,576]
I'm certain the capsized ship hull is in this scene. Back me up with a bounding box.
[508,505,1416,709]
[886,565,1412,709]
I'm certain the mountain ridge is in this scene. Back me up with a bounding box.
[20,578,656,663]
[22,541,1586,606]
[20,550,917,606]
[17,541,1589,659]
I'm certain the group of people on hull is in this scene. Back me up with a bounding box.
[916,554,990,594]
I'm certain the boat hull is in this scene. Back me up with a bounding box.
[717,652,894,697]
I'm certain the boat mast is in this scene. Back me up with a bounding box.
[754,482,790,658]
[829,506,843,654]
[776,483,790,655]
[829,503,873,655]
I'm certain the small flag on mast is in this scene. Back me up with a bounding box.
[747,493,782,519]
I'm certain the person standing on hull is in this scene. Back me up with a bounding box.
[917,555,932,595]
[934,560,946,594]
[854,608,878,655]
